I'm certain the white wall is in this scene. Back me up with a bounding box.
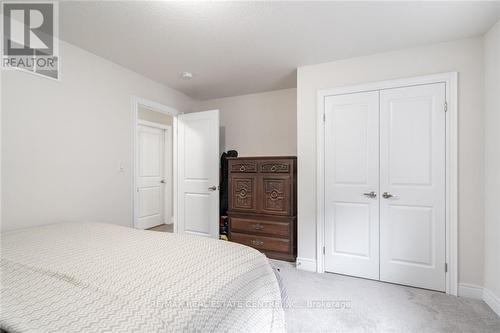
[484,21,500,303]
[297,38,485,286]
[197,88,297,156]
[1,41,196,231]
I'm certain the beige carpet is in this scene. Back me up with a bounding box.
[271,260,500,333]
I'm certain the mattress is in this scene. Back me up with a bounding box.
[0,223,286,332]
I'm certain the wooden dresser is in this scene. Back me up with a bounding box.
[227,156,297,261]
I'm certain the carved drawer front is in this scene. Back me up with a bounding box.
[230,233,290,253]
[230,175,257,212]
[230,161,257,173]
[230,217,289,237]
[259,176,291,216]
[260,160,291,173]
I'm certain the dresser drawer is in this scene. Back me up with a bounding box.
[230,217,289,237]
[230,161,257,173]
[259,160,291,173]
[230,233,290,253]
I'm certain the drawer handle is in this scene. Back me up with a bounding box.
[240,166,246,171]
[270,165,277,172]
[251,239,264,246]
[253,223,264,230]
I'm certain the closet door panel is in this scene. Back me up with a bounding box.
[324,91,380,280]
[379,83,446,292]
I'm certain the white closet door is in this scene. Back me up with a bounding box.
[379,83,446,291]
[324,91,380,280]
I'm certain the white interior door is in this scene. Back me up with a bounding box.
[324,91,380,280]
[136,125,165,229]
[176,110,219,238]
[379,83,446,291]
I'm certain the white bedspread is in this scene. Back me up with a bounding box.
[0,223,286,332]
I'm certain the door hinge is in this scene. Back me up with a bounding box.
[445,263,448,273]
[323,246,325,255]
[323,113,326,122]
[444,101,448,112]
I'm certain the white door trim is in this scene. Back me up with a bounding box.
[316,72,458,296]
[132,96,180,230]
[138,119,171,130]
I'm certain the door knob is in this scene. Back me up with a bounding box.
[363,191,377,198]
[382,192,394,199]
[208,186,217,191]
[160,179,166,184]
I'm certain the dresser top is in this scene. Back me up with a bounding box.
[227,156,297,160]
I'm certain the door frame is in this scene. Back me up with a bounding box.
[316,72,458,295]
[131,96,180,230]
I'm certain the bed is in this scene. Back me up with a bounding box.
[0,222,286,332]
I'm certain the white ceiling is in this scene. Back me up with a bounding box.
[60,1,500,100]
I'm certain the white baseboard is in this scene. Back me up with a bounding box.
[458,283,484,299]
[458,283,500,317]
[483,288,500,317]
[296,257,316,272]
